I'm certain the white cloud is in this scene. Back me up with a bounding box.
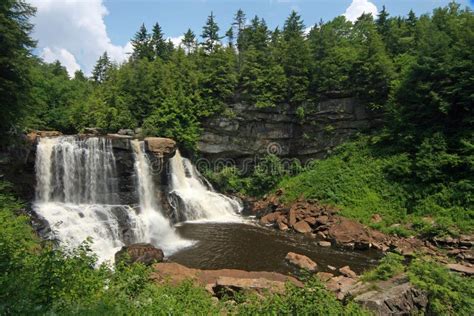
[30,0,132,75]
[168,35,184,48]
[343,0,378,22]
[40,47,81,77]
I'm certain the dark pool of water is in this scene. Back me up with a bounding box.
[169,221,381,275]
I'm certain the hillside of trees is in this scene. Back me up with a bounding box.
[1,1,470,151]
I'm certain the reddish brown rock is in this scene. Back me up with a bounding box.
[304,216,317,225]
[115,243,164,266]
[393,238,425,256]
[293,220,312,234]
[152,262,302,289]
[328,217,371,248]
[285,252,318,272]
[260,212,281,225]
[446,263,474,275]
[289,208,297,227]
[316,272,334,282]
[326,275,357,300]
[144,137,177,158]
[277,220,289,231]
[339,266,358,279]
[316,215,329,225]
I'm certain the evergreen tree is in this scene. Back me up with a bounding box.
[280,11,310,105]
[0,0,36,140]
[377,5,390,39]
[150,22,169,60]
[233,9,246,69]
[92,52,112,83]
[182,29,197,54]
[201,12,221,53]
[73,70,87,81]
[131,23,153,60]
[225,27,234,48]
[407,9,417,33]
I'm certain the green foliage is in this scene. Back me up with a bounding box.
[1,180,365,315]
[279,136,472,236]
[205,155,302,197]
[408,259,474,315]
[235,277,369,315]
[362,252,404,281]
[0,0,36,141]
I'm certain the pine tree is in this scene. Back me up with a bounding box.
[376,5,390,39]
[226,27,234,48]
[182,28,197,54]
[280,10,310,105]
[131,23,152,60]
[233,9,246,69]
[406,10,417,35]
[283,10,305,40]
[150,23,168,59]
[201,12,221,53]
[92,52,112,83]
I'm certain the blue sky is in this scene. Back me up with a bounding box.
[28,0,472,76]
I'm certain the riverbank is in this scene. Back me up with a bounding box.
[247,189,474,271]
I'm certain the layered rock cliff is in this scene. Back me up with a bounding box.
[198,98,377,162]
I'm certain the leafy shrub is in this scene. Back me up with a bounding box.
[278,136,473,236]
[235,277,369,315]
[408,259,474,315]
[362,252,404,281]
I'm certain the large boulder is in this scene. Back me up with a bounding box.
[446,263,474,275]
[328,217,371,249]
[144,137,177,158]
[353,282,427,315]
[115,243,164,266]
[285,252,318,272]
[212,276,286,298]
[293,220,312,234]
[151,262,302,298]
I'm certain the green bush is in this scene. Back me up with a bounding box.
[234,277,369,315]
[408,259,474,315]
[278,136,473,236]
[362,252,404,281]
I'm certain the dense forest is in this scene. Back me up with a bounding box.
[1,0,473,314]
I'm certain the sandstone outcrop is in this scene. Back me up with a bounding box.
[115,243,164,266]
[285,252,318,272]
[151,262,302,297]
[145,137,177,158]
[198,98,378,163]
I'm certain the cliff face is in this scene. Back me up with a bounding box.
[198,98,376,162]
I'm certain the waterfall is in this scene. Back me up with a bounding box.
[131,140,192,254]
[169,150,242,222]
[34,136,141,263]
[33,136,191,264]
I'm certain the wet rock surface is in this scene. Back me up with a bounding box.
[115,243,164,266]
[285,252,318,272]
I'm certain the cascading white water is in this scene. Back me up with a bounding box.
[34,136,142,263]
[131,140,192,254]
[33,136,191,264]
[169,150,242,222]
